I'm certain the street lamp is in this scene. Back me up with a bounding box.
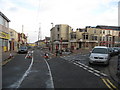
[51,22,54,28]
[51,22,54,52]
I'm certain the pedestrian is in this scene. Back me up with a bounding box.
[60,50,62,56]
[56,50,58,56]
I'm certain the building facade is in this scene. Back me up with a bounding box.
[18,33,27,48]
[69,25,120,50]
[50,24,73,52]
[0,12,10,61]
[9,28,18,52]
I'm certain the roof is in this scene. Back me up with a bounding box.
[94,46,108,49]
[0,11,10,22]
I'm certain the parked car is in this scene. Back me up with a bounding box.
[18,46,28,54]
[108,47,115,57]
[89,46,111,65]
[113,47,119,55]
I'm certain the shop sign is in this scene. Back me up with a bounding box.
[0,31,9,39]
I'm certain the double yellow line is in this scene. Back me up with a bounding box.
[102,78,118,90]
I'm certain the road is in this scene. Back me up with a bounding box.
[2,48,118,89]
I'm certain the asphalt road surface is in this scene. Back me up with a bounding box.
[2,48,115,89]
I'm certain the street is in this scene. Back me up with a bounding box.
[2,48,118,89]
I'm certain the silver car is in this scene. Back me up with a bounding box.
[89,46,110,65]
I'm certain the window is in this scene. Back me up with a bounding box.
[83,34,88,40]
[103,30,105,34]
[92,36,97,40]
[71,33,76,39]
[0,16,3,25]
[94,30,96,33]
[86,35,88,39]
[108,30,110,34]
[10,32,13,36]
[100,30,102,34]
[106,36,108,41]
[109,37,112,41]
[103,37,105,41]
[57,34,59,39]
[4,20,8,28]
[94,36,97,40]
[99,37,102,41]
[57,26,60,31]
[79,28,83,32]
[85,29,87,32]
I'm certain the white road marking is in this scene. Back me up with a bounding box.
[94,73,101,77]
[88,67,94,70]
[25,54,28,59]
[73,62,108,78]
[101,73,108,76]
[83,65,88,68]
[94,70,100,73]
[83,67,87,70]
[9,57,34,88]
[88,70,94,73]
[44,59,54,89]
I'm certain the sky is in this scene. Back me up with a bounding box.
[0,0,119,43]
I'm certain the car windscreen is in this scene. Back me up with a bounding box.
[20,46,27,49]
[92,48,108,54]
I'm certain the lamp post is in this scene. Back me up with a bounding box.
[51,23,54,52]
[84,29,86,49]
[60,38,62,51]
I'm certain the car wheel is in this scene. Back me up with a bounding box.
[105,61,109,66]
[89,61,92,65]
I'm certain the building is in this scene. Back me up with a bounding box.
[50,24,73,52]
[45,37,50,48]
[69,25,120,50]
[35,39,46,48]
[95,25,120,47]
[18,33,27,48]
[9,28,18,52]
[0,11,10,61]
[28,43,36,47]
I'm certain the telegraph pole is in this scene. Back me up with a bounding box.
[51,22,54,52]
[38,23,41,46]
[22,25,24,45]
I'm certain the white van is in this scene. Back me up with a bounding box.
[89,46,110,65]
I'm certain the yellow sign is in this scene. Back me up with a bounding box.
[28,43,36,47]
[0,31,10,39]
[3,46,7,52]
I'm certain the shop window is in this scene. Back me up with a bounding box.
[0,16,3,25]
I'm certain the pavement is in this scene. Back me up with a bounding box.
[1,51,17,66]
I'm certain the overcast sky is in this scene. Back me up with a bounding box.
[0,0,119,43]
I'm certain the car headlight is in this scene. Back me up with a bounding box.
[105,56,108,59]
[90,56,94,59]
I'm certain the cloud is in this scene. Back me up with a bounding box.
[0,0,119,43]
